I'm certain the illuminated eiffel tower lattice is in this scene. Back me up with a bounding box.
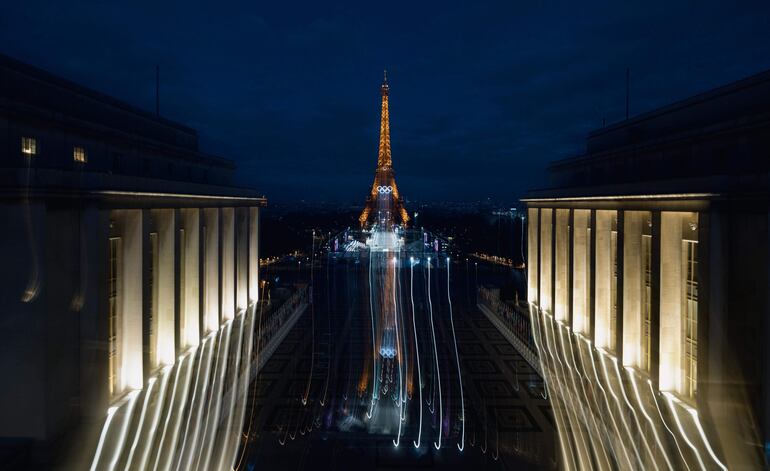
[359,71,410,229]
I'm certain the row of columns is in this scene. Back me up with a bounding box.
[108,206,260,399]
[527,205,700,401]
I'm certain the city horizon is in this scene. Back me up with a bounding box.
[3,3,770,470]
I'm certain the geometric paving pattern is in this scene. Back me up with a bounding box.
[237,263,556,470]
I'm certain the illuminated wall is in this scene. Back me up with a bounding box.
[203,208,220,333]
[150,209,176,368]
[221,208,235,321]
[88,204,263,471]
[236,208,248,313]
[572,210,590,335]
[526,203,733,470]
[112,209,144,393]
[622,211,648,368]
[248,207,259,304]
[540,208,553,313]
[528,208,539,303]
[180,209,201,349]
[554,209,570,322]
[594,210,617,351]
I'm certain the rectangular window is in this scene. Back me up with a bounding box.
[642,234,652,371]
[683,240,698,398]
[202,225,208,332]
[148,232,159,369]
[610,227,618,351]
[21,136,37,156]
[108,237,122,397]
[179,228,186,344]
[73,146,87,163]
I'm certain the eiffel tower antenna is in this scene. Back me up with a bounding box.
[359,73,409,228]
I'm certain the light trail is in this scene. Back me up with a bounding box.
[566,332,612,470]
[124,376,157,470]
[233,296,264,469]
[537,315,576,469]
[610,358,658,470]
[575,331,633,469]
[626,367,676,471]
[135,365,172,471]
[196,320,233,471]
[663,392,710,471]
[409,257,423,449]
[445,257,465,451]
[174,334,214,471]
[595,348,642,468]
[426,257,443,449]
[555,323,600,470]
[320,257,331,407]
[688,406,728,470]
[88,402,118,471]
[540,315,580,470]
[397,260,408,418]
[152,350,193,471]
[367,252,377,419]
[214,311,246,471]
[105,389,140,471]
[302,231,317,406]
[392,256,404,447]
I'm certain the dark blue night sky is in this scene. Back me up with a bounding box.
[3,1,770,202]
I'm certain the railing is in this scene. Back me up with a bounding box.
[252,284,309,373]
[257,285,308,349]
[477,286,541,377]
[471,252,526,269]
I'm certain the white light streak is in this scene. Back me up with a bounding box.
[410,258,423,449]
[626,368,675,471]
[89,403,118,471]
[663,392,709,471]
[105,389,140,471]
[124,377,157,470]
[393,254,404,447]
[648,381,691,471]
[367,253,377,419]
[426,259,442,450]
[446,259,465,451]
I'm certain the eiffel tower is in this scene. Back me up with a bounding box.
[359,71,410,229]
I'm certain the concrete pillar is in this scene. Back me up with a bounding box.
[179,208,201,348]
[595,210,615,350]
[248,207,260,304]
[203,208,220,333]
[659,211,684,393]
[119,209,143,392]
[540,208,553,313]
[527,208,539,304]
[573,210,590,334]
[623,211,643,367]
[179,209,200,349]
[236,208,249,313]
[555,209,570,322]
[589,210,597,342]
[221,208,235,321]
[150,209,176,367]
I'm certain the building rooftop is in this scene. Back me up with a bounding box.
[527,68,770,200]
[0,54,263,202]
